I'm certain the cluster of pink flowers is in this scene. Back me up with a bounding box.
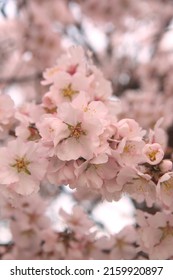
[1,190,173,260]
[1,47,172,203]
[0,46,173,260]
[120,90,173,130]
[137,210,173,259]
[0,192,138,260]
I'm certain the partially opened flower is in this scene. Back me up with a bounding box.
[142,143,164,165]
[117,118,146,141]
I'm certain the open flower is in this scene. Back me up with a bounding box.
[48,71,90,106]
[137,211,173,259]
[109,226,137,260]
[117,166,156,206]
[54,102,103,160]
[42,46,87,85]
[0,140,48,195]
[59,206,94,234]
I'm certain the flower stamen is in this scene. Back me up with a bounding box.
[61,84,78,100]
[11,157,31,175]
[68,122,86,139]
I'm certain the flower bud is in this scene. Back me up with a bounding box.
[159,160,173,173]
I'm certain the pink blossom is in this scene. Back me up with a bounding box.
[15,103,44,140]
[117,118,146,141]
[89,65,113,101]
[109,226,137,259]
[0,140,48,195]
[54,102,103,160]
[142,143,164,165]
[59,206,94,234]
[159,160,172,173]
[74,156,118,191]
[117,167,156,206]
[100,177,123,202]
[157,172,173,208]
[113,139,145,167]
[47,157,76,186]
[148,118,168,151]
[47,72,91,106]
[42,46,87,85]
[137,211,173,259]
[72,92,109,126]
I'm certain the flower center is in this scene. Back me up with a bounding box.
[68,122,86,139]
[123,143,135,154]
[61,84,78,100]
[11,157,31,175]
[44,107,57,114]
[148,150,157,161]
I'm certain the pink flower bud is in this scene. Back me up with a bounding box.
[159,160,173,173]
[118,123,129,137]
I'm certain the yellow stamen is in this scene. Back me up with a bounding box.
[123,143,135,154]
[61,84,78,100]
[68,122,86,139]
[44,107,57,114]
[11,157,31,175]
[148,150,157,161]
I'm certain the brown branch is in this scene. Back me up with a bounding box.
[151,15,173,58]
[0,73,42,85]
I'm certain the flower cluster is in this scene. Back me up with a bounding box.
[0,46,173,260]
[1,47,172,204]
[137,210,173,259]
[0,192,138,260]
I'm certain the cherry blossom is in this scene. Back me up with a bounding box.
[137,211,173,259]
[142,143,164,165]
[0,140,48,195]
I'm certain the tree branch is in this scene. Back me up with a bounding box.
[0,73,42,85]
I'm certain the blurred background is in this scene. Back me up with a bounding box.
[1,0,173,245]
